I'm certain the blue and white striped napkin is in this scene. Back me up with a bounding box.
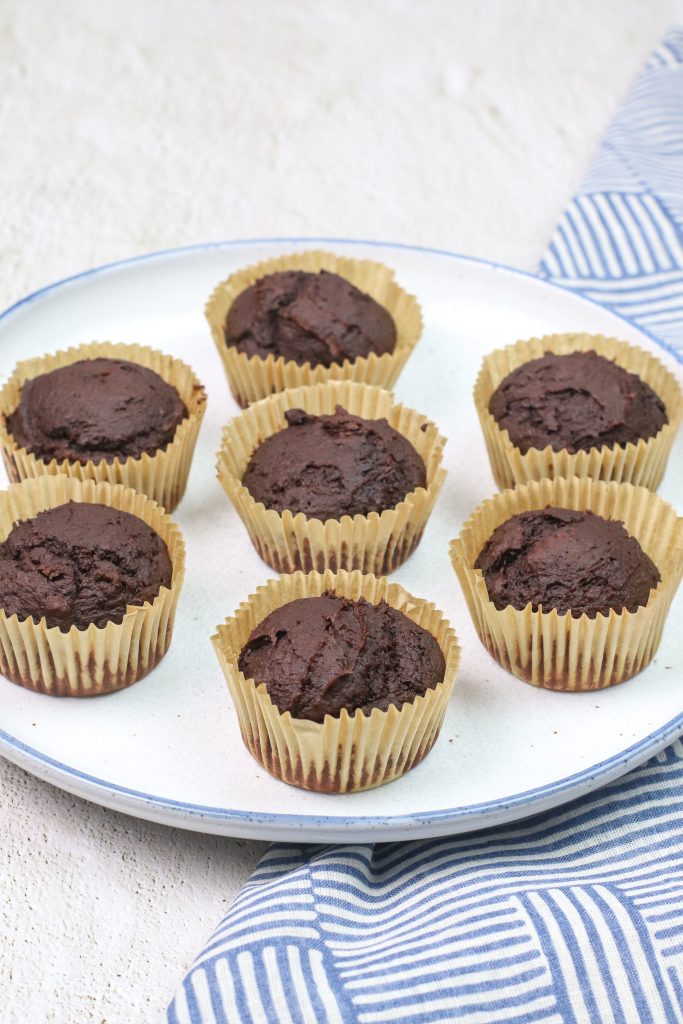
[169,29,683,1024]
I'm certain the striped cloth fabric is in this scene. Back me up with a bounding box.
[538,28,683,354]
[169,29,683,1024]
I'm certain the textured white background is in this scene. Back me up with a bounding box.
[1,1,682,1021]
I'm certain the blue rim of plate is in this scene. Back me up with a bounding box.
[0,235,681,834]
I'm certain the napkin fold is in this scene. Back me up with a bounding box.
[169,28,683,1024]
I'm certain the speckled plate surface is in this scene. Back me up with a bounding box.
[0,238,681,842]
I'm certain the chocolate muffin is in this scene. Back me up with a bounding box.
[7,358,188,465]
[224,269,397,368]
[0,501,173,631]
[488,351,668,454]
[475,507,660,618]
[242,406,426,520]
[238,593,446,722]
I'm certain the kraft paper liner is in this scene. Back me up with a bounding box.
[215,381,447,574]
[474,333,683,491]
[0,341,207,513]
[450,476,683,691]
[212,569,460,793]
[0,475,185,697]
[205,250,423,406]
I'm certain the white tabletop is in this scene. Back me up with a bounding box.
[2,2,681,1020]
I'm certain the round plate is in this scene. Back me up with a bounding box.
[0,239,681,843]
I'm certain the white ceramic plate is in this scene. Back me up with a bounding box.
[0,239,681,843]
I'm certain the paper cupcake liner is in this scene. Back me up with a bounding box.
[474,333,683,490]
[212,569,460,793]
[205,250,423,407]
[0,475,185,696]
[216,381,447,574]
[450,476,683,691]
[0,341,207,513]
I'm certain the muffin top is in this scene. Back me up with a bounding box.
[224,269,397,368]
[238,593,446,722]
[0,501,173,631]
[488,350,667,454]
[7,358,188,465]
[475,507,660,618]
[241,406,426,520]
